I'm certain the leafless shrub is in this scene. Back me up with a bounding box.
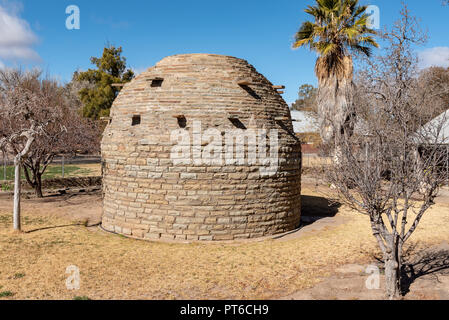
[325,5,449,299]
[0,68,100,230]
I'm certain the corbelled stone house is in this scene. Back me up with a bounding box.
[101,54,302,241]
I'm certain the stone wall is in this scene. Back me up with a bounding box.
[101,54,302,241]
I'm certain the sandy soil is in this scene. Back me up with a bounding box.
[0,191,103,226]
[283,242,449,300]
[0,178,447,300]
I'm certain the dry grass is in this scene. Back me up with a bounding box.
[71,163,101,177]
[60,163,101,178]
[0,185,447,300]
[302,155,333,168]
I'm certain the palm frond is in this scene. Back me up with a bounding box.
[293,21,316,49]
[350,44,372,57]
[294,0,379,78]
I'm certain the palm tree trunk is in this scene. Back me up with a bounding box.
[316,56,355,157]
[317,79,354,141]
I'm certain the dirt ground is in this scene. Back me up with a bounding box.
[283,242,449,300]
[0,176,447,300]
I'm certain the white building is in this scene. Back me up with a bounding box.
[418,110,449,145]
[290,110,319,134]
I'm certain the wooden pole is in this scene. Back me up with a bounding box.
[2,150,6,181]
[62,155,65,178]
[237,80,253,86]
[13,157,21,231]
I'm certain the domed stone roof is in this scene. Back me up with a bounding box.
[101,54,302,241]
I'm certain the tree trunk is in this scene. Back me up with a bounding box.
[34,172,43,198]
[385,257,400,299]
[23,160,44,198]
[384,239,402,300]
[316,56,354,146]
[13,157,21,231]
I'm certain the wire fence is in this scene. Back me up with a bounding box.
[302,154,332,168]
[1,154,101,181]
[301,151,449,187]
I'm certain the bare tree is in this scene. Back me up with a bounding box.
[22,90,100,198]
[21,109,100,198]
[325,6,449,299]
[417,67,449,122]
[63,77,95,112]
[0,69,52,231]
[0,69,100,198]
[0,129,40,231]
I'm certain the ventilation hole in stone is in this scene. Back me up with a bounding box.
[151,79,164,87]
[229,118,247,130]
[132,115,141,126]
[177,116,187,128]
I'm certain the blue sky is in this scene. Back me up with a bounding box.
[1,0,448,104]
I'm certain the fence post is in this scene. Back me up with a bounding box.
[62,155,65,179]
[2,151,6,181]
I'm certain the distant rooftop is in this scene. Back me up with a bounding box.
[418,110,449,145]
[290,110,319,134]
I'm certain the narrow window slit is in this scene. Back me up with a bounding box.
[132,115,141,126]
[151,79,164,87]
[173,115,187,128]
[228,117,247,130]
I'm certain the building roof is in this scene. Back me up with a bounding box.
[290,110,319,134]
[417,110,449,145]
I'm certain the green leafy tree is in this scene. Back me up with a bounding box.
[75,45,134,119]
[293,0,379,145]
[291,84,318,112]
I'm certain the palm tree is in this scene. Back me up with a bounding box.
[293,0,379,145]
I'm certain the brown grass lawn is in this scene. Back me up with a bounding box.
[0,185,448,300]
[69,163,101,177]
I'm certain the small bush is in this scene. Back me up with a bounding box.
[0,291,14,298]
[0,184,12,192]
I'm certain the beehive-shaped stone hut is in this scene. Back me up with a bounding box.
[101,54,301,241]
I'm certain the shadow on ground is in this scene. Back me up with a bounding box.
[300,195,341,225]
[400,243,449,296]
[25,223,88,234]
[272,195,342,241]
[370,242,449,298]
[16,189,102,208]
[282,242,449,300]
